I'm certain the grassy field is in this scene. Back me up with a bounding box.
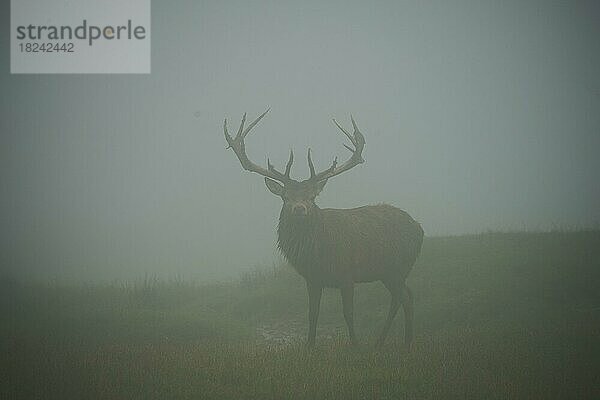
[1,231,599,399]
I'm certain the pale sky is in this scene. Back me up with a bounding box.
[1,0,599,281]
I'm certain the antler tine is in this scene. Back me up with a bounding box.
[224,118,233,149]
[350,115,366,150]
[268,148,294,180]
[350,115,358,131]
[307,148,338,181]
[284,149,294,178]
[223,109,294,184]
[241,108,270,139]
[236,113,247,139]
[307,148,316,178]
[308,116,365,182]
[342,143,354,153]
[333,118,355,145]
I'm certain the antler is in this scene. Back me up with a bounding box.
[224,109,295,183]
[307,116,366,182]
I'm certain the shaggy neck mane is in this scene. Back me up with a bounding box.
[277,206,325,270]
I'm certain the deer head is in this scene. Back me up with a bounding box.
[223,110,366,217]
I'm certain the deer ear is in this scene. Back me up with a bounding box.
[264,178,284,196]
[315,179,327,195]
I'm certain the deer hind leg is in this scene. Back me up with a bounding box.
[376,280,403,347]
[306,281,322,347]
[340,284,356,345]
[401,284,414,348]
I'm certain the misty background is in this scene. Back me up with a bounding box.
[1,0,598,282]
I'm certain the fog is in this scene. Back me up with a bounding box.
[1,0,599,282]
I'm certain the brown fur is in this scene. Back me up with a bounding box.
[278,204,423,287]
[271,186,424,347]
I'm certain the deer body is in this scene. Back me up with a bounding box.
[223,110,423,347]
[278,204,423,287]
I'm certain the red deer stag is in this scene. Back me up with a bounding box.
[223,110,423,347]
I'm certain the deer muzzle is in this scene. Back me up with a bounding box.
[291,203,308,216]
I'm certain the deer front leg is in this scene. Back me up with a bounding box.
[306,281,322,347]
[341,284,357,345]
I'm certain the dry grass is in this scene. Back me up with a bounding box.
[1,231,599,399]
